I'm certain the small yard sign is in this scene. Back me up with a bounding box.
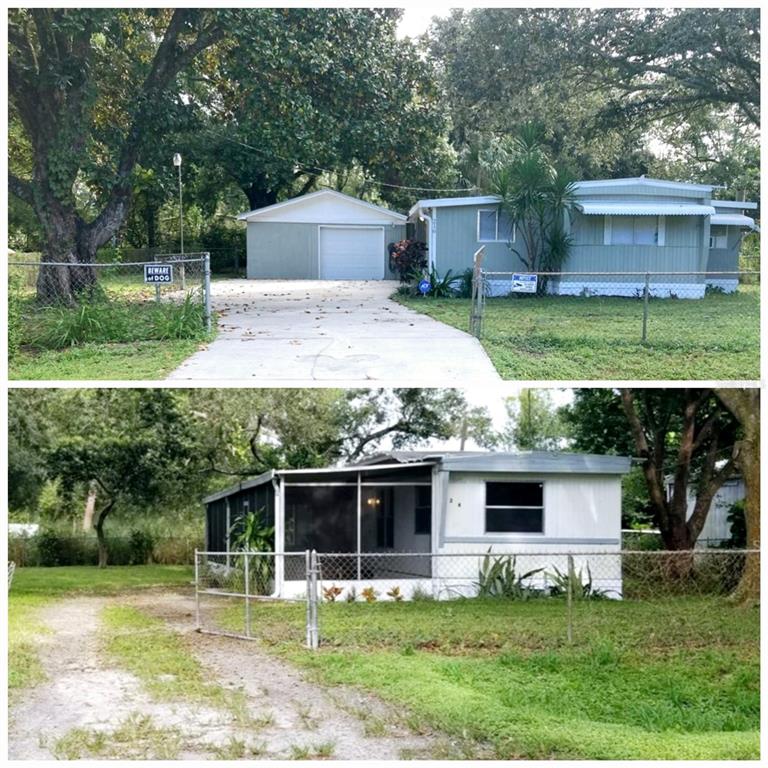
[418,279,431,296]
[512,273,537,293]
[144,264,173,284]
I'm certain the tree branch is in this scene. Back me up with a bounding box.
[9,173,34,205]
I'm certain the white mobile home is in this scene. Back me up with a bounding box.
[203,451,631,599]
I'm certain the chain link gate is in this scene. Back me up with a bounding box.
[194,550,320,648]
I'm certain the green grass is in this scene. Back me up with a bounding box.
[8,566,193,697]
[220,597,759,760]
[395,288,759,379]
[11,565,193,597]
[102,604,248,717]
[9,338,204,380]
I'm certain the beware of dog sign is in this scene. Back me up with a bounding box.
[144,264,173,284]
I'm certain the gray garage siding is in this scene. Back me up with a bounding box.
[247,222,406,279]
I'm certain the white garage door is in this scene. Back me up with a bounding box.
[319,226,384,280]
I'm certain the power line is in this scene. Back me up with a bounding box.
[206,130,478,194]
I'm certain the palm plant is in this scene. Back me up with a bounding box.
[229,510,275,595]
[487,123,576,292]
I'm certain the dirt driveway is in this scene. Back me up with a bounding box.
[167,280,500,383]
[8,590,465,760]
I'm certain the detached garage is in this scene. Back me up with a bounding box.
[238,189,407,280]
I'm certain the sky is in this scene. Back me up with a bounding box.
[390,387,575,453]
[397,7,443,39]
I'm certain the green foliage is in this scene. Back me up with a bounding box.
[388,240,428,282]
[476,551,544,599]
[128,530,155,565]
[499,389,567,451]
[36,529,64,567]
[425,267,459,298]
[546,563,607,599]
[229,511,274,553]
[25,294,206,350]
[8,275,23,358]
[726,500,746,549]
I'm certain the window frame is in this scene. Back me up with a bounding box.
[477,208,516,244]
[484,480,545,535]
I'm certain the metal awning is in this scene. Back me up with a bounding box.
[710,213,759,230]
[576,201,716,216]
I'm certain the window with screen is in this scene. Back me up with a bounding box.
[414,485,431,535]
[478,209,515,242]
[485,482,544,533]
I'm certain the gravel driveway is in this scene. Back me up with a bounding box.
[167,280,499,383]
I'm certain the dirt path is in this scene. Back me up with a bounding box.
[8,590,462,760]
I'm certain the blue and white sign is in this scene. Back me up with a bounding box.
[144,264,173,284]
[511,273,537,293]
[418,279,431,296]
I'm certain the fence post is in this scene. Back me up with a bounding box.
[153,254,161,303]
[203,252,212,334]
[194,549,201,631]
[309,549,320,650]
[641,272,650,343]
[244,553,251,638]
[305,550,312,648]
[469,246,485,338]
[566,554,574,644]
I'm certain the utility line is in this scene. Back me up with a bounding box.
[205,130,478,194]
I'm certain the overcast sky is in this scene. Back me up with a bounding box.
[397,7,443,39]
[385,387,575,453]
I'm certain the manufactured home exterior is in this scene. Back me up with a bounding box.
[409,178,758,297]
[238,189,406,280]
[203,450,631,599]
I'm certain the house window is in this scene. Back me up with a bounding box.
[414,486,431,535]
[478,209,515,243]
[609,215,659,245]
[709,226,728,249]
[485,482,544,533]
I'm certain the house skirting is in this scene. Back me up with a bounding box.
[485,278,710,299]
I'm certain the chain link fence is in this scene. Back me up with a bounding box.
[469,269,760,343]
[195,549,757,650]
[9,253,211,350]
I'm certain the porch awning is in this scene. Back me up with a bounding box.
[576,201,716,216]
[710,213,759,230]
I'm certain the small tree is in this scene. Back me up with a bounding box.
[486,123,576,291]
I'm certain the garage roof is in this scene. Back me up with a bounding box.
[237,189,406,224]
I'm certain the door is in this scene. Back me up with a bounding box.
[318,226,385,279]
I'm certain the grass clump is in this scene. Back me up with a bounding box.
[52,713,183,760]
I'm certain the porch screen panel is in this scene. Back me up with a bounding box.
[284,485,357,553]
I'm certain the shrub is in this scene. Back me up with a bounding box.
[36,529,64,567]
[388,240,428,282]
[128,530,155,565]
[8,275,23,357]
[726,500,746,548]
[361,586,378,603]
[547,563,608,599]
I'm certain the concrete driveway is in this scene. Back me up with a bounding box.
[168,280,499,384]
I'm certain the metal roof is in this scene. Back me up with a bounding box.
[712,200,758,210]
[238,189,406,223]
[573,177,714,193]
[710,213,759,230]
[576,201,716,216]
[408,195,500,218]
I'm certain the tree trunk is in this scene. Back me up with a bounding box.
[82,481,98,531]
[714,388,760,605]
[94,500,114,569]
[244,181,278,211]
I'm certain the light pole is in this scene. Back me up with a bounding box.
[173,152,186,289]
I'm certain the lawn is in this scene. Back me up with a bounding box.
[9,338,206,380]
[395,287,760,380]
[222,597,759,760]
[8,565,193,695]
